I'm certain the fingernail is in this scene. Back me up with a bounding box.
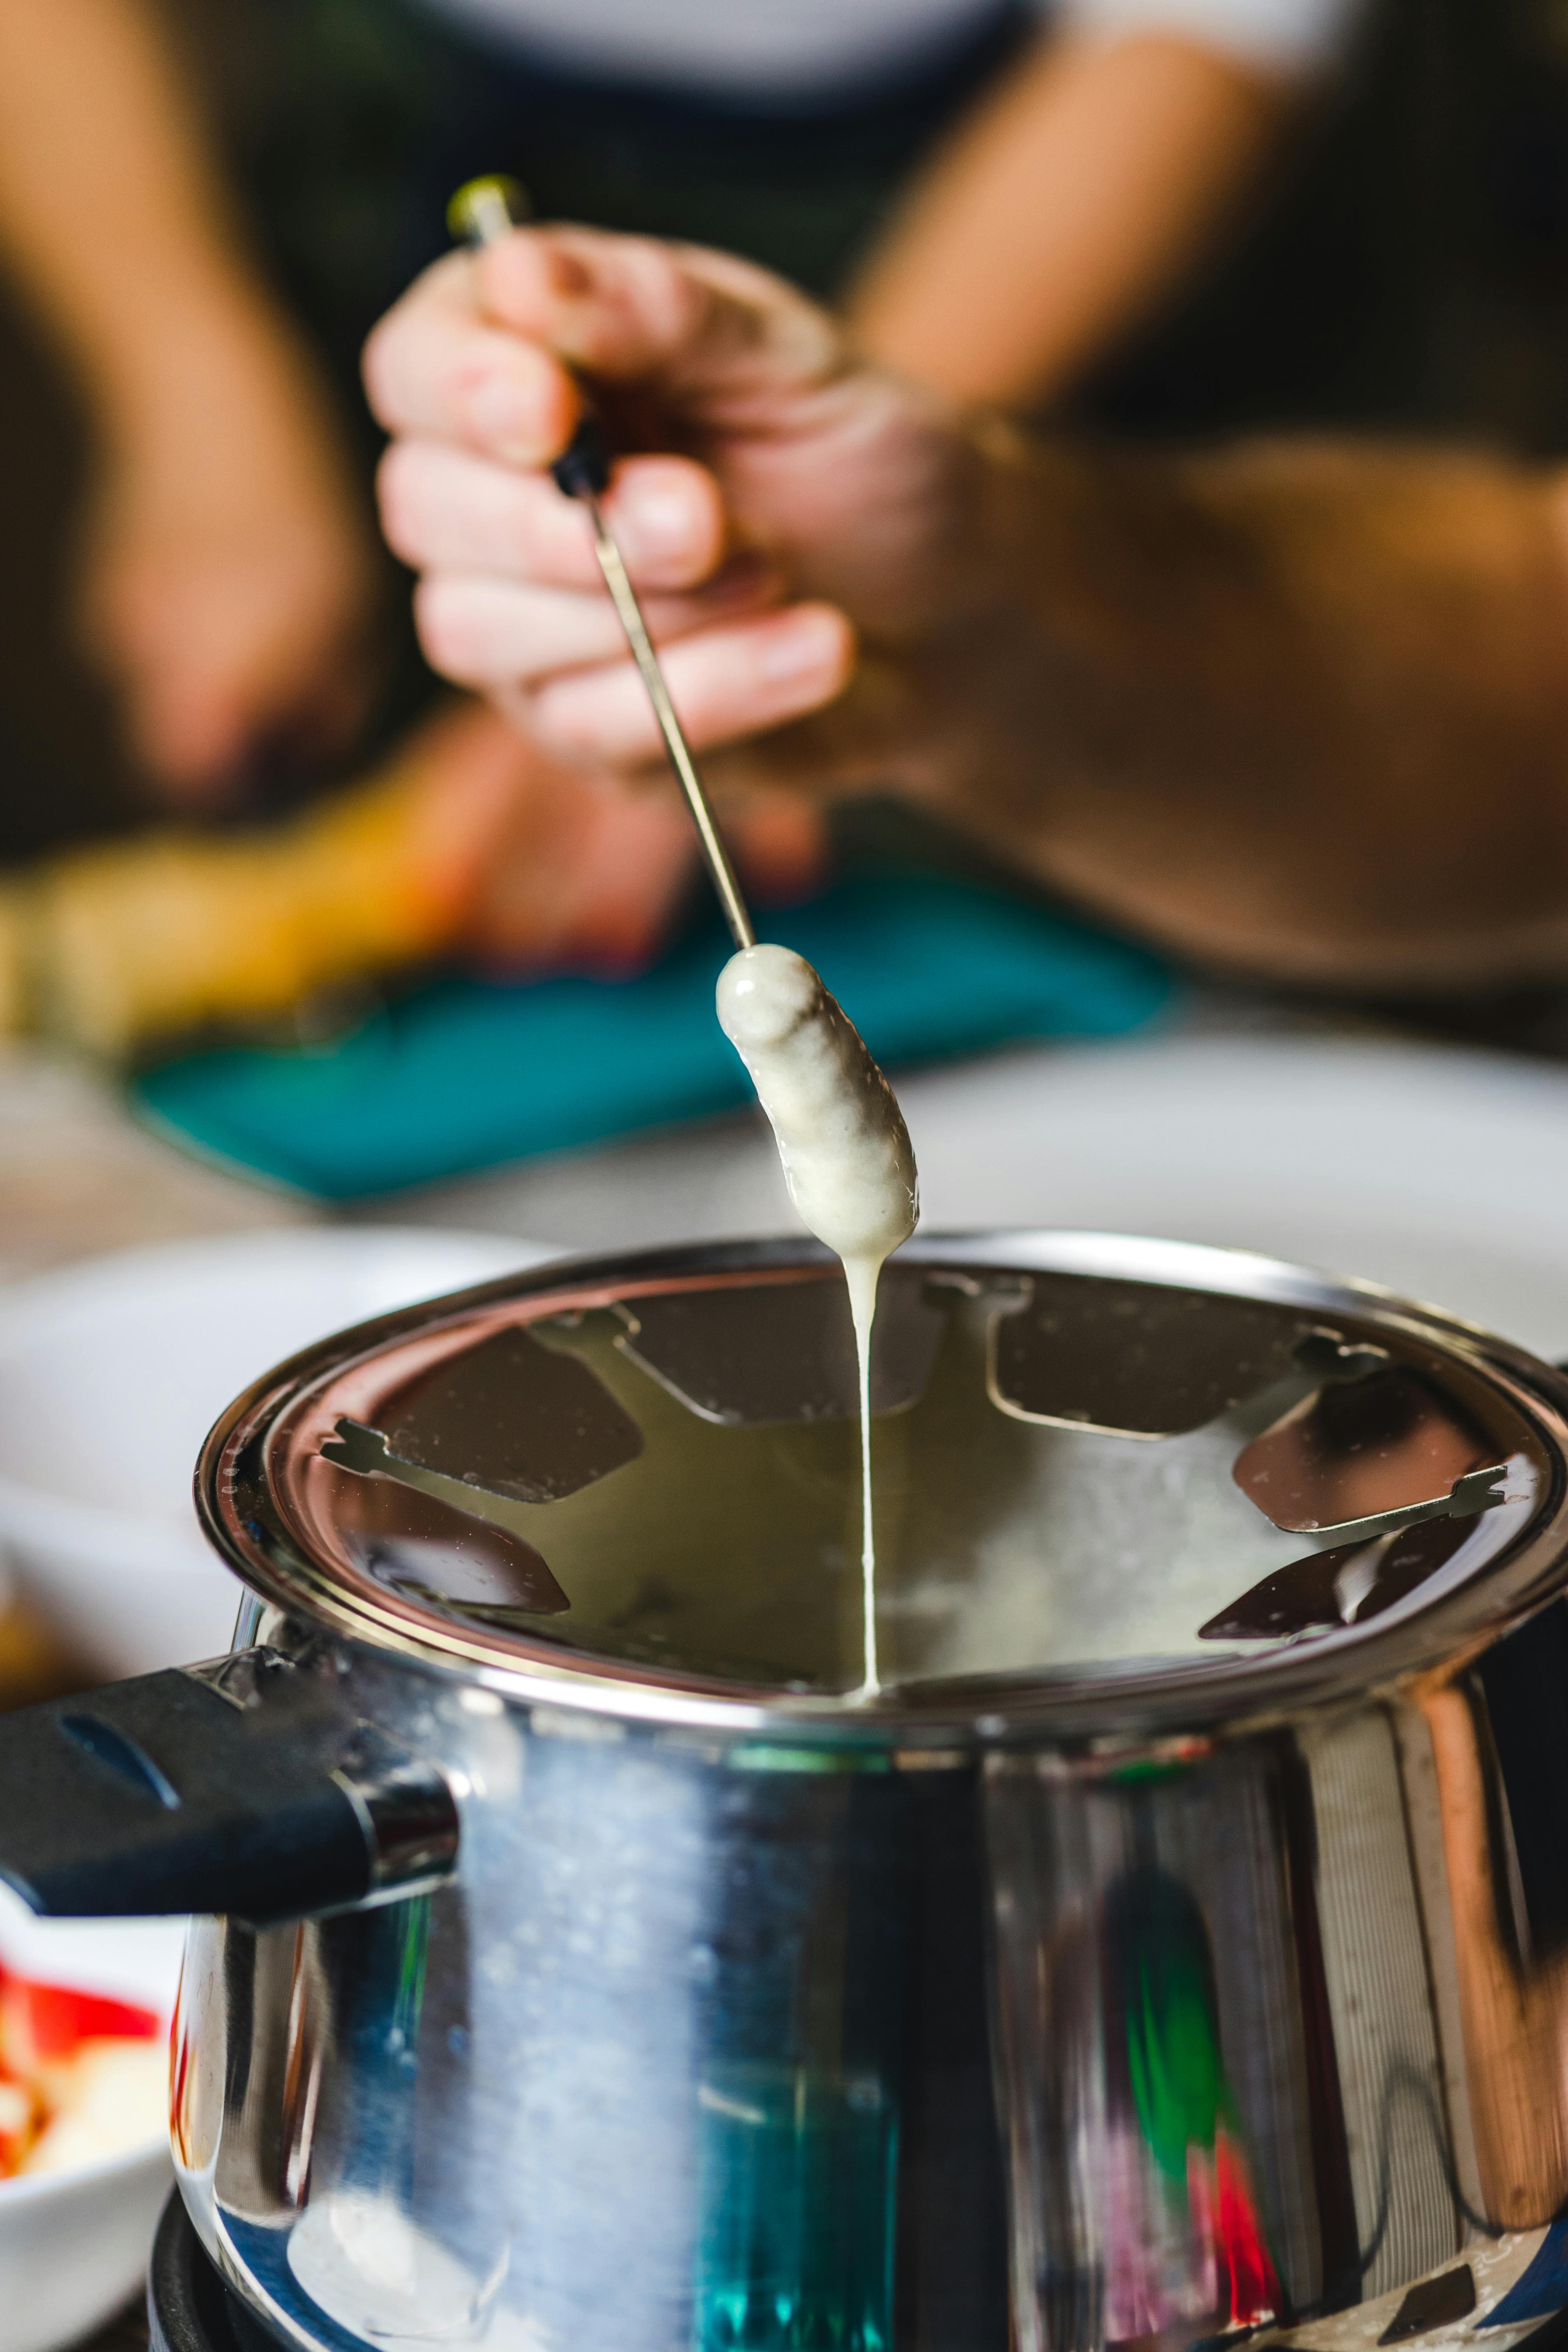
[758,613,844,684]
[466,371,547,460]
[624,489,698,561]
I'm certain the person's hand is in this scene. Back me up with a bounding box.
[362,229,1014,806]
[78,307,383,806]
[360,228,1568,1002]
[409,698,830,976]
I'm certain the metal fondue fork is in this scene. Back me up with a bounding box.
[449,175,757,953]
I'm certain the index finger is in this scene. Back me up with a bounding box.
[362,249,582,462]
[473,227,846,412]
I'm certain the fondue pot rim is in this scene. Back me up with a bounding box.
[195,1229,1568,1746]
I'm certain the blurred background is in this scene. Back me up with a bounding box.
[6,13,1568,2340]
[4,0,1568,1713]
[10,0,1568,860]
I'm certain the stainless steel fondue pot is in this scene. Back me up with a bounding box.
[4,1230,1568,2352]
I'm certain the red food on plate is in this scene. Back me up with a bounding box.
[0,1961,163,2180]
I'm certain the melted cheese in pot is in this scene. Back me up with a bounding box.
[717,944,919,1695]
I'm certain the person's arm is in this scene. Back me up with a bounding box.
[0,0,377,798]
[0,0,267,428]
[947,431,1568,990]
[363,228,1568,996]
[847,31,1299,410]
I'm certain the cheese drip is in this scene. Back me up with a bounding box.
[716,944,919,1695]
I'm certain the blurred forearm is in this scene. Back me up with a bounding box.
[0,0,287,433]
[905,431,1568,990]
[847,33,1297,410]
[0,0,383,800]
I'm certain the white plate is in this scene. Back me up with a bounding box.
[0,1886,185,2352]
[411,1030,1568,1363]
[902,1031,1568,1362]
[0,1227,550,1677]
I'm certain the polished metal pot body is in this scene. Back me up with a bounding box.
[174,1236,1568,2352]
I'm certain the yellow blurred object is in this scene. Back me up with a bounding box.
[0,890,26,1040]
[19,2041,167,2176]
[0,699,826,1060]
[2,754,455,1060]
[0,1592,87,1713]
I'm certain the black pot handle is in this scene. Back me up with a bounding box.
[0,1647,458,1926]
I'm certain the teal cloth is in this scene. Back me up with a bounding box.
[132,871,1176,1200]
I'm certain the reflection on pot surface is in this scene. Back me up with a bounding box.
[272,1262,1530,1693]
[59,1236,1568,2351]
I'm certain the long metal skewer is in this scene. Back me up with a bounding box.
[582,514,755,950]
[450,176,756,952]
